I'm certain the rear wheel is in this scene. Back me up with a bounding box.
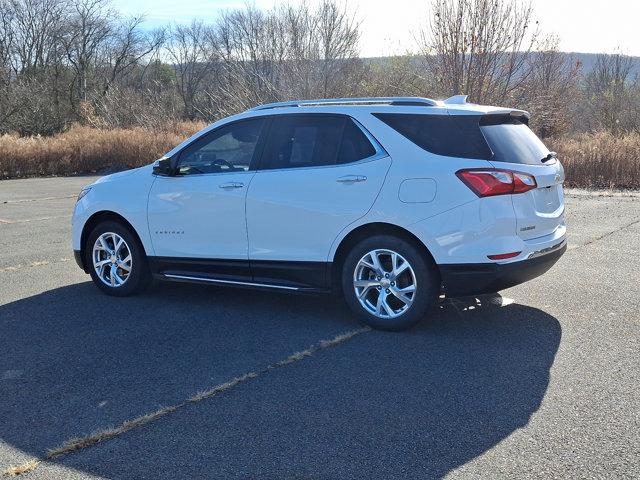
[85,220,150,296]
[341,235,439,331]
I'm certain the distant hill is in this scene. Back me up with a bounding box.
[568,52,640,77]
[363,52,640,78]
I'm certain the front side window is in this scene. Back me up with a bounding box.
[177,118,266,175]
[260,114,377,170]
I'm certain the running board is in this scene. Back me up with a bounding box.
[163,273,304,291]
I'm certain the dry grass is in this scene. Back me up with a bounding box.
[2,122,637,189]
[0,121,205,179]
[549,131,640,189]
[46,406,180,459]
[3,461,40,477]
[187,372,259,403]
[2,327,370,477]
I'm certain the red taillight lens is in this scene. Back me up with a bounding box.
[512,172,537,193]
[456,169,537,197]
[455,169,513,197]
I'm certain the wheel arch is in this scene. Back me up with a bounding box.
[80,211,146,272]
[330,222,440,290]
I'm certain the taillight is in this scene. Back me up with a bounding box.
[512,172,537,193]
[456,169,537,197]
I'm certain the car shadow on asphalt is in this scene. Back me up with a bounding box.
[1,282,561,479]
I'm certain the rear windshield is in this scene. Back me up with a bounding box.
[374,112,550,165]
[480,117,550,165]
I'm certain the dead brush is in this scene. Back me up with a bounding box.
[0,122,205,179]
[2,123,639,189]
[548,131,640,189]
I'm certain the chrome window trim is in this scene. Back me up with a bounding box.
[252,154,390,175]
[350,116,389,160]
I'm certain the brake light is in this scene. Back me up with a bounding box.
[456,169,537,197]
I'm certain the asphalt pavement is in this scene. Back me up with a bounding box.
[0,176,638,479]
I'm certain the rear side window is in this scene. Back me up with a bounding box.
[338,119,376,164]
[480,116,550,165]
[260,114,377,170]
[373,113,492,160]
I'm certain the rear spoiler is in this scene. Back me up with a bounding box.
[481,109,531,125]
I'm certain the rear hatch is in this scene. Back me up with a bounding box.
[480,114,565,240]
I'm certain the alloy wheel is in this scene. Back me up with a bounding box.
[92,232,133,287]
[353,249,417,318]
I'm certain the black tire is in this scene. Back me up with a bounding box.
[85,220,151,297]
[341,234,439,331]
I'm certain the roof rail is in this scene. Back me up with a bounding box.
[249,97,439,111]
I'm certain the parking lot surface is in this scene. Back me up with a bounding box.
[1,176,639,479]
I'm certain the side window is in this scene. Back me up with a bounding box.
[372,113,492,160]
[337,119,377,164]
[260,114,343,170]
[260,114,378,170]
[177,118,265,175]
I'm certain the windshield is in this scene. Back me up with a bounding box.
[480,118,550,165]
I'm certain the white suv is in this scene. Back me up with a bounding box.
[72,96,566,331]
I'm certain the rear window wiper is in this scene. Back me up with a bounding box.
[540,151,557,163]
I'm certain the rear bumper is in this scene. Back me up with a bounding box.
[440,240,566,297]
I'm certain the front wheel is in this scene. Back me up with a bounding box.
[341,235,439,331]
[85,220,150,296]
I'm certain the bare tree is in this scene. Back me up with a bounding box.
[61,0,113,105]
[4,0,636,143]
[5,0,67,75]
[0,0,69,133]
[418,0,539,103]
[278,0,362,98]
[100,18,165,96]
[213,5,286,107]
[206,0,363,117]
[363,56,428,97]
[0,2,16,128]
[584,53,637,134]
[167,20,216,119]
[315,0,361,96]
[516,37,581,138]
[0,2,15,83]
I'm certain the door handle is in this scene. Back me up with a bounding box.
[219,182,244,189]
[336,175,367,184]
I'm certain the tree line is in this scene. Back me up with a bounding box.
[1,0,639,138]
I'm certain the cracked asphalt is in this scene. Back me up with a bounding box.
[1,176,639,479]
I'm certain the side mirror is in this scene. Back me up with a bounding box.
[153,157,176,176]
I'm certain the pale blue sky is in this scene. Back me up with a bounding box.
[111,0,640,57]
